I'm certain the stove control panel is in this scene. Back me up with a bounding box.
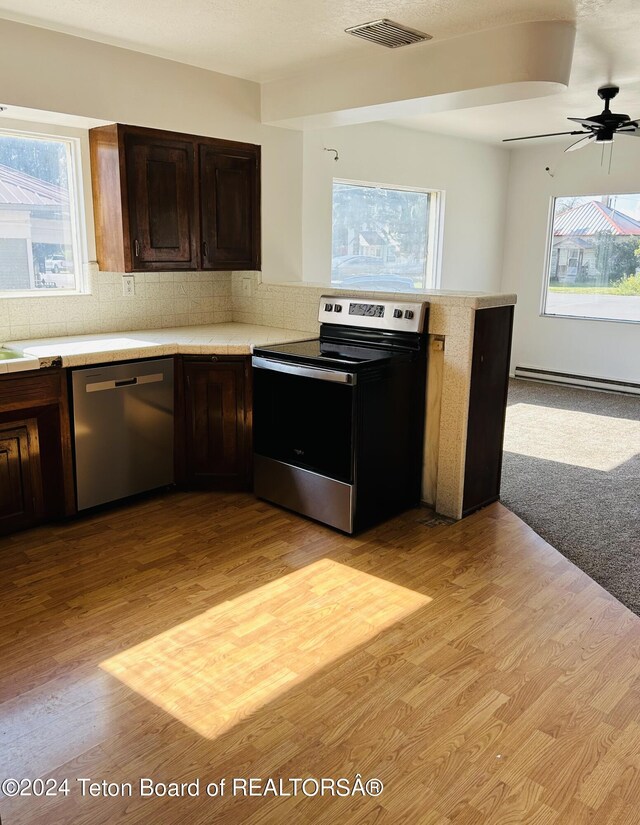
[318,296,428,333]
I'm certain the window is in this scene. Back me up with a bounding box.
[0,129,85,294]
[332,180,441,291]
[543,194,640,323]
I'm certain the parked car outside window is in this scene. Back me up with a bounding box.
[45,253,74,274]
[331,180,442,291]
[335,274,416,292]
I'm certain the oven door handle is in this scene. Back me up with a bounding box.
[252,356,357,385]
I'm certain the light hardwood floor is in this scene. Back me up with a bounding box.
[1,492,640,824]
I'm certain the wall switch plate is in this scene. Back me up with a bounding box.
[122,275,135,297]
[241,276,253,297]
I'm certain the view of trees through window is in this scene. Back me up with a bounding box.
[545,194,640,322]
[332,181,439,291]
[0,131,79,292]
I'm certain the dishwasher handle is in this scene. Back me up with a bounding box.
[85,372,165,393]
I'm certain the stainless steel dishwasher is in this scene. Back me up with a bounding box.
[72,358,174,510]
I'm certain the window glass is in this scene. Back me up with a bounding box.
[544,194,640,322]
[0,130,82,293]
[332,180,441,292]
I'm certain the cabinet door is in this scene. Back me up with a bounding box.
[462,305,514,516]
[199,145,260,270]
[184,359,250,486]
[125,134,197,270]
[0,420,44,535]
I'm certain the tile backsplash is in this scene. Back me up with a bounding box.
[0,264,232,342]
[230,272,451,335]
[2,267,478,343]
[232,272,320,332]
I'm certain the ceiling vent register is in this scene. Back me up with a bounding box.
[345,19,432,48]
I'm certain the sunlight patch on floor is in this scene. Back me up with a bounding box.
[504,402,640,471]
[100,558,431,739]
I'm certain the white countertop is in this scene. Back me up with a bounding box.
[3,323,312,370]
[0,350,40,374]
[267,281,517,309]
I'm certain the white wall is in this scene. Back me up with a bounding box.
[301,123,510,292]
[0,18,303,285]
[502,140,640,383]
[0,19,518,338]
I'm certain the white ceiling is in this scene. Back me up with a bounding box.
[0,0,591,82]
[393,80,640,147]
[394,1,640,145]
[0,0,639,145]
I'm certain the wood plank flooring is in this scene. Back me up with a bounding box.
[1,492,640,824]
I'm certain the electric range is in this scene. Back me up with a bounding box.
[252,295,429,533]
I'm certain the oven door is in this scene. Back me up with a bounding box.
[253,357,355,483]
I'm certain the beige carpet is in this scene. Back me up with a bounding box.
[501,378,640,613]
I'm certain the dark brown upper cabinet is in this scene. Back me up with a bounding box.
[89,124,261,273]
[125,133,197,270]
[199,145,259,271]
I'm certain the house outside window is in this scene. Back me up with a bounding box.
[331,180,442,292]
[543,194,640,323]
[0,129,86,295]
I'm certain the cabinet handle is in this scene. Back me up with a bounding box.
[134,239,140,258]
[203,241,208,258]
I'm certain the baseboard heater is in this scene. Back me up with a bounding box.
[513,366,640,396]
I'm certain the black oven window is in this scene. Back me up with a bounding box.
[253,370,354,482]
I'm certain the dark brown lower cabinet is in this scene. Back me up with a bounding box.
[0,369,75,536]
[0,419,44,534]
[182,356,252,489]
[462,305,514,516]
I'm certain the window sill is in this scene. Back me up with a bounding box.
[541,311,640,325]
[0,289,91,299]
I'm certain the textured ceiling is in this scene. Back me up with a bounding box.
[0,0,636,145]
[392,82,640,147]
[392,0,640,143]
[0,0,584,82]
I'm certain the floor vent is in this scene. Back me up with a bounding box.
[418,511,455,528]
[513,366,640,396]
[345,19,432,49]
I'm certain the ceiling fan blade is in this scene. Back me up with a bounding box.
[567,117,602,128]
[565,134,596,152]
[503,130,589,143]
[617,127,640,137]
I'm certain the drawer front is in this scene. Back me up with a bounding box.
[0,371,63,411]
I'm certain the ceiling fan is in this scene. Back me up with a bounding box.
[504,85,640,152]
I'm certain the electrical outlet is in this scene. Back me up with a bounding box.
[122,275,135,297]
[241,276,253,297]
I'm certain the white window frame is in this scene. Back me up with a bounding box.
[0,123,91,298]
[541,192,640,325]
[332,178,444,291]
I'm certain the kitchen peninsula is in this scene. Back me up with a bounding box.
[3,276,516,526]
[232,276,517,520]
